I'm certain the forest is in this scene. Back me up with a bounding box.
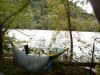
[0,0,100,75]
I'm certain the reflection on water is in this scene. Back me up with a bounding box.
[8,29,100,62]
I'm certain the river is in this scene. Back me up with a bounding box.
[8,29,100,62]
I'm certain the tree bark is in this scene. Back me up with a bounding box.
[66,0,73,62]
[90,0,100,23]
[0,25,4,55]
[61,0,73,62]
[90,43,95,75]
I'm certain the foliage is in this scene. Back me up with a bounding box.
[0,56,29,75]
[0,0,99,31]
[96,62,100,75]
[0,0,30,28]
[30,0,100,31]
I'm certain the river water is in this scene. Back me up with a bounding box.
[8,29,100,62]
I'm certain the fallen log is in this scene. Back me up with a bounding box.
[59,62,100,67]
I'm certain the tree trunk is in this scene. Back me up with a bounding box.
[61,0,73,62]
[66,0,73,62]
[0,25,4,55]
[90,0,100,23]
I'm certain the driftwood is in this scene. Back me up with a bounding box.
[59,62,100,67]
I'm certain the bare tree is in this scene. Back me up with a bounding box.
[61,0,73,61]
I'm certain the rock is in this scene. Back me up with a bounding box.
[0,72,4,75]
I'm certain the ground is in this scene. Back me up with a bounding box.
[0,52,96,75]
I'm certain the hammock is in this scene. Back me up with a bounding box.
[8,37,68,73]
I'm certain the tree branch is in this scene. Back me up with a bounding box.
[1,1,29,26]
[76,13,95,17]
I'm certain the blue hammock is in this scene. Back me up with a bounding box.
[8,37,68,73]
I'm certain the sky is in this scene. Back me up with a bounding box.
[72,0,93,13]
[77,2,93,13]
